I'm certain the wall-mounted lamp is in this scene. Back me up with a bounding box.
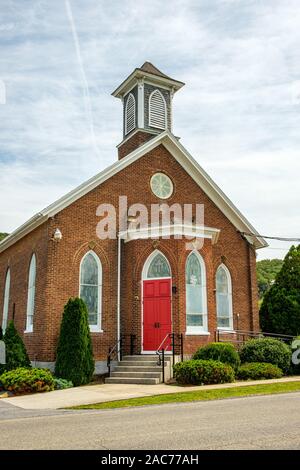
[51,228,62,242]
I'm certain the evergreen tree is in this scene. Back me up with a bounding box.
[260,245,300,336]
[55,298,95,386]
[3,321,31,370]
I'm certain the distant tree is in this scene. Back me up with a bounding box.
[260,245,300,336]
[3,321,31,371]
[0,233,9,242]
[55,298,95,386]
[256,259,283,299]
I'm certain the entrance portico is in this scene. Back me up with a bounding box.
[118,224,220,356]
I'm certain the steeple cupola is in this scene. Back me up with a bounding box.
[112,62,184,159]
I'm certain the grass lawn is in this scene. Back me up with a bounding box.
[70,380,300,410]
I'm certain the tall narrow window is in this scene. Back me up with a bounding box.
[125,93,136,135]
[185,252,207,333]
[149,89,167,129]
[216,264,233,330]
[80,251,102,332]
[2,268,10,332]
[26,254,36,332]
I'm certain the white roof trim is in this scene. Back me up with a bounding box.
[0,130,267,253]
[119,224,220,244]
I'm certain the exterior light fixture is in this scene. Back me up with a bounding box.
[52,228,62,242]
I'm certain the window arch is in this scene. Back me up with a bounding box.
[2,268,10,333]
[216,264,233,330]
[149,89,167,129]
[79,251,102,331]
[185,251,207,333]
[142,250,171,279]
[26,254,36,332]
[125,93,136,135]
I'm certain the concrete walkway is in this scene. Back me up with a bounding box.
[2,376,300,410]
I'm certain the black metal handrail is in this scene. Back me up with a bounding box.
[156,333,184,383]
[107,334,136,377]
[215,328,295,346]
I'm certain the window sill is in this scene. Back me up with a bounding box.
[217,328,235,333]
[89,328,104,334]
[24,329,33,334]
[185,331,210,336]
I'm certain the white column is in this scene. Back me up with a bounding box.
[137,78,144,129]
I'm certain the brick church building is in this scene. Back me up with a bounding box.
[0,63,267,375]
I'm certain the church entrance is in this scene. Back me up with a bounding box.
[142,251,172,353]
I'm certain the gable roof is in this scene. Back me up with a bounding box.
[0,131,267,253]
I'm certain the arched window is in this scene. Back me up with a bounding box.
[143,250,171,279]
[216,264,233,330]
[125,93,136,135]
[2,268,10,332]
[26,254,36,332]
[186,251,207,333]
[80,251,102,331]
[149,89,167,129]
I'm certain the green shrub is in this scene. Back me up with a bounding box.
[54,377,73,390]
[55,298,95,386]
[173,359,235,385]
[239,337,291,373]
[237,362,283,380]
[0,367,54,394]
[193,342,240,371]
[3,321,31,371]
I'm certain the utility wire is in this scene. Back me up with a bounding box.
[239,232,300,243]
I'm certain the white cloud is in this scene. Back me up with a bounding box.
[0,0,299,261]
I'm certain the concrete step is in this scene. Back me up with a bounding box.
[114,366,163,373]
[111,371,162,378]
[105,377,160,385]
[122,355,171,362]
[120,360,162,367]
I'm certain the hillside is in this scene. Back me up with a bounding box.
[256,258,283,299]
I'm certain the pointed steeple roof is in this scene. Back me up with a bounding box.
[112,62,184,98]
[138,62,175,81]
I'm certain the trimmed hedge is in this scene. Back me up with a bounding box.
[193,342,240,371]
[55,298,95,386]
[173,359,235,385]
[239,337,291,373]
[0,368,54,394]
[2,321,31,372]
[237,362,283,380]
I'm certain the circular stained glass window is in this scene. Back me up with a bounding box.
[150,173,173,199]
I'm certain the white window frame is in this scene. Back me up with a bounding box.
[125,92,136,135]
[149,89,167,130]
[25,254,36,333]
[142,249,172,280]
[2,268,10,333]
[216,264,233,331]
[79,250,103,333]
[185,251,208,335]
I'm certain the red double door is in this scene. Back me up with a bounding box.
[143,278,172,352]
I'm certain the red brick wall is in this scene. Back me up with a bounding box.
[0,143,259,362]
[118,130,156,160]
[0,224,49,360]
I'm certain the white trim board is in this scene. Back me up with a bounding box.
[0,131,267,253]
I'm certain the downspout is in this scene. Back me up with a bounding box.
[117,233,122,360]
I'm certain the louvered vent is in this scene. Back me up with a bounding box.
[149,90,167,129]
[125,93,136,134]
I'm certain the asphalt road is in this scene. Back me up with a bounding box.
[0,392,300,450]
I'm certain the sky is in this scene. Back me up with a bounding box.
[0,0,299,260]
